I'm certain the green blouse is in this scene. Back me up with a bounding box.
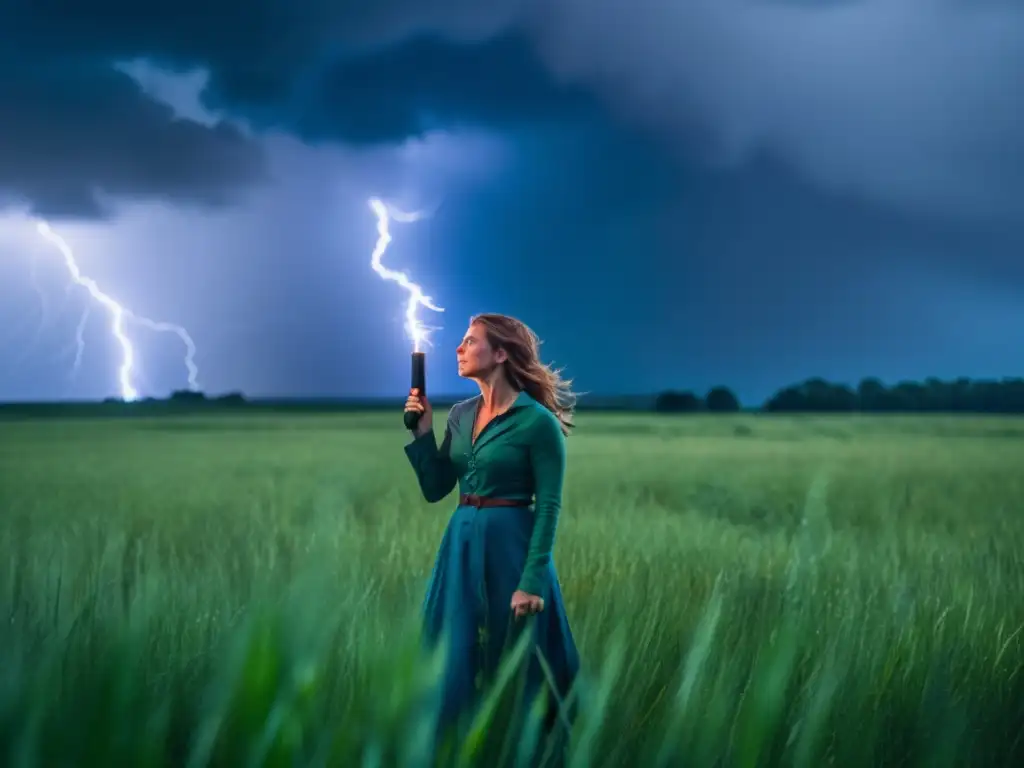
[404,390,567,596]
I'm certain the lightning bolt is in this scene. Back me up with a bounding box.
[368,197,443,352]
[34,220,200,402]
[69,305,91,380]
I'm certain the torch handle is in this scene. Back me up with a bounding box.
[404,352,426,431]
[404,409,421,431]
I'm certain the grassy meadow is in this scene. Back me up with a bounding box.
[1,410,1023,766]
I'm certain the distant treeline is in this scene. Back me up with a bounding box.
[656,376,1024,414]
[3,376,1024,417]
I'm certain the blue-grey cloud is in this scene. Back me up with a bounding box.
[0,59,265,219]
[3,0,1023,227]
[529,0,1024,223]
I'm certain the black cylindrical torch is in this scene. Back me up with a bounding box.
[404,351,427,431]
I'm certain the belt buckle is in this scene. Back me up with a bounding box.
[464,493,483,507]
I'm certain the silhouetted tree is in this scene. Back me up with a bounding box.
[705,386,740,413]
[655,390,702,413]
[216,392,247,407]
[170,389,206,402]
[764,385,804,412]
[761,376,1024,414]
[765,378,856,412]
[856,377,889,410]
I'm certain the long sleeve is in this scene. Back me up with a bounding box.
[518,411,567,596]
[403,415,458,503]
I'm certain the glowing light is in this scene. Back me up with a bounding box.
[368,197,444,352]
[34,220,199,401]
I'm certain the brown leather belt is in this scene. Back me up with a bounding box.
[459,493,529,508]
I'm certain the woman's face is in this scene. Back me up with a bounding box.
[456,323,505,379]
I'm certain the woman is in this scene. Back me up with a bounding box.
[403,312,579,756]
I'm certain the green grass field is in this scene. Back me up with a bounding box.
[1,411,1023,766]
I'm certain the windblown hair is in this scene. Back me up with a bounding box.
[470,313,576,435]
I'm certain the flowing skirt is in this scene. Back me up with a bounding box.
[421,501,580,759]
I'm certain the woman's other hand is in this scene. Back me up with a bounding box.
[511,589,544,619]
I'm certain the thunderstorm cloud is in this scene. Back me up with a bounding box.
[3,0,1023,225]
[2,0,1024,225]
[0,61,265,219]
[530,0,1024,224]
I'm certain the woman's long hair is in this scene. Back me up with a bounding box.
[471,313,576,435]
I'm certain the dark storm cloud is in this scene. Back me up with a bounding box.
[530,0,1024,223]
[0,3,270,220]
[4,0,536,124]
[0,0,571,216]
[5,0,1024,225]
[288,34,595,144]
[0,60,265,219]
[16,2,586,141]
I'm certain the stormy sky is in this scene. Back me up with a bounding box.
[1,0,1022,405]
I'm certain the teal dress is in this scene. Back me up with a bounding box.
[404,390,579,746]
